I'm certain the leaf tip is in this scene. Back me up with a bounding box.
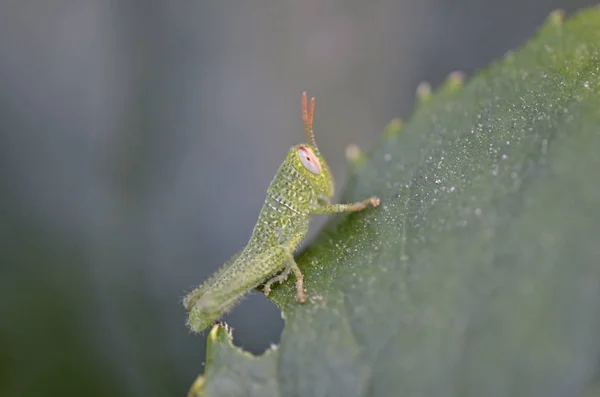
[208,321,231,343]
[503,49,516,63]
[383,118,404,138]
[446,70,466,90]
[345,143,366,165]
[416,81,433,103]
[187,375,205,397]
[547,9,566,25]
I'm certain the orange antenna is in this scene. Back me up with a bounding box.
[301,92,318,151]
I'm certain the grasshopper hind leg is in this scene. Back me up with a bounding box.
[186,246,307,333]
[187,294,241,333]
[183,251,242,311]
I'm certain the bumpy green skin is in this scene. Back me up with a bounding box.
[183,97,380,333]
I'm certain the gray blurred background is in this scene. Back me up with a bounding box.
[0,0,596,396]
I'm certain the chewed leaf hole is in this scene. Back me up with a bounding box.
[217,292,284,356]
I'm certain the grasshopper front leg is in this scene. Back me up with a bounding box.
[310,196,380,214]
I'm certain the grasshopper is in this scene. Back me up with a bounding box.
[183,92,380,333]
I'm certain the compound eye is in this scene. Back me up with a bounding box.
[298,146,322,174]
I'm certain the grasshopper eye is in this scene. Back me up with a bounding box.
[298,145,322,174]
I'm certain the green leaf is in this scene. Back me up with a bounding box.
[192,8,600,397]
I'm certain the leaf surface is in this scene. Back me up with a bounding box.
[194,8,600,397]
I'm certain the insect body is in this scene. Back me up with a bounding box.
[183,92,380,333]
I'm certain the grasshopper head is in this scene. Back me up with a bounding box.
[286,92,335,202]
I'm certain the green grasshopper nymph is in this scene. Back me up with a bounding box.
[183,92,380,333]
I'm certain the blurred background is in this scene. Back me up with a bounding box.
[0,0,596,396]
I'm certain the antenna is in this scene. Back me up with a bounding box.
[301,92,318,151]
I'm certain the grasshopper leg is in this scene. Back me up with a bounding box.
[261,253,305,303]
[263,265,292,296]
[310,196,380,214]
[289,259,305,302]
